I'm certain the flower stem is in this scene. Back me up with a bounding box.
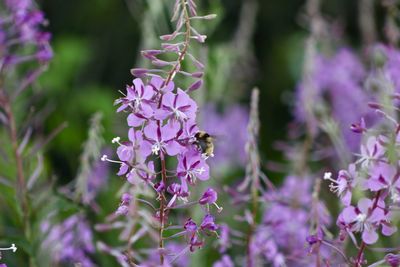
[355,241,366,267]
[245,89,260,267]
[164,0,191,86]
[158,155,168,265]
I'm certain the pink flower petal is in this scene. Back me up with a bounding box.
[357,198,372,214]
[362,228,378,244]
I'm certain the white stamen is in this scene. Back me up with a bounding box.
[173,108,187,120]
[196,167,205,175]
[324,172,332,180]
[391,190,400,203]
[112,137,121,144]
[213,202,223,213]
[356,213,367,223]
[101,155,124,165]
[151,143,161,155]
[0,243,17,252]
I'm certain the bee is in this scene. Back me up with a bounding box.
[194,131,215,158]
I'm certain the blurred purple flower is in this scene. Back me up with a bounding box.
[213,255,234,267]
[83,150,110,205]
[200,214,218,231]
[376,45,400,93]
[295,48,369,151]
[1,0,52,68]
[256,176,331,266]
[385,253,400,267]
[359,136,386,167]
[201,104,248,172]
[42,214,95,267]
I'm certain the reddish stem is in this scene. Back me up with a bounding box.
[354,190,382,267]
[158,154,168,265]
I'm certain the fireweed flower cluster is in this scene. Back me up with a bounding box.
[372,44,400,93]
[323,100,400,266]
[0,0,52,84]
[40,214,95,266]
[100,0,220,265]
[295,48,370,152]
[252,176,331,267]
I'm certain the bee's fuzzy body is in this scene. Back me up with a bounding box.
[194,131,214,158]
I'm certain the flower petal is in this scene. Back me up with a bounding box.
[144,121,159,141]
[382,223,397,236]
[342,206,357,223]
[165,140,183,156]
[127,113,145,127]
[358,198,372,214]
[362,228,378,244]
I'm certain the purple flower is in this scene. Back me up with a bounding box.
[115,205,129,216]
[189,235,203,252]
[121,193,132,204]
[83,150,109,205]
[2,1,52,66]
[148,75,174,94]
[200,214,218,231]
[116,193,132,215]
[199,188,217,205]
[127,161,156,184]
[326,165,356,206]
[155,88,197,121]
[167,183,189,198]
[367,162,397,192]
[41,215,95,266]
[339,198,395,244]
[167,183,189,207]
[376,45,400,93]
[385,253,400,267]
[213,255,234,267]
[184,218,198,233]
[359,136,386,167]
[116,129,143,163]
[218,224,230,253]
[116,78,154,115]
[257,175,331,266]
[295,48,369,151]
[142,120,183,156]
[177,149,210,191]
[154,181,165,193]
[179,119,199,140]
